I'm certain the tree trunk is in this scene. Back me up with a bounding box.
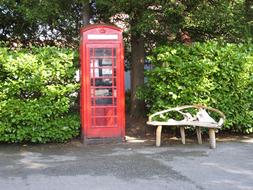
[245,0,253,21]
[244,0,253,36]
[82,1,91,26]
[130,34,145,117]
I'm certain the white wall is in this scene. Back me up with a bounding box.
[124,70,131,91]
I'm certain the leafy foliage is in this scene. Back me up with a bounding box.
[0,0,83,46]
[139,41,253,133]
[184,0,253,42]
[0,46,80,143]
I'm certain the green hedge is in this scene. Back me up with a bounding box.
[0,46,80,143]
[139,41,253,133]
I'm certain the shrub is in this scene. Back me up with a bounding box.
[139,41,253,133]
[0,46,80,143]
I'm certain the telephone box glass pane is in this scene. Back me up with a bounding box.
[91,68,112,77]
[94,117,115,127]
[91,98,114,105]
[91,58,113,67]
[92,88,112,97]
[92,107,115,117]
[94,48,113,57]
[95,98,113,105]
[92,78,115,87]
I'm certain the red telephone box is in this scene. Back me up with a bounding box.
[80,24,125,143]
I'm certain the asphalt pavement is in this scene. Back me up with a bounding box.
[0,136,253,190]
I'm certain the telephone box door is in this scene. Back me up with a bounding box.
[80,25,125,141]
[87,45,122,137]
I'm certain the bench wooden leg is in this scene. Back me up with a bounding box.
[196,127,202,144]
[156,125,162,147]
[180,127,185,144]
[209,128,216,149]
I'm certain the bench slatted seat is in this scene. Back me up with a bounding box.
[146,105,225,149]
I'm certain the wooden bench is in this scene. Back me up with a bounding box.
[146,105,225,149]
